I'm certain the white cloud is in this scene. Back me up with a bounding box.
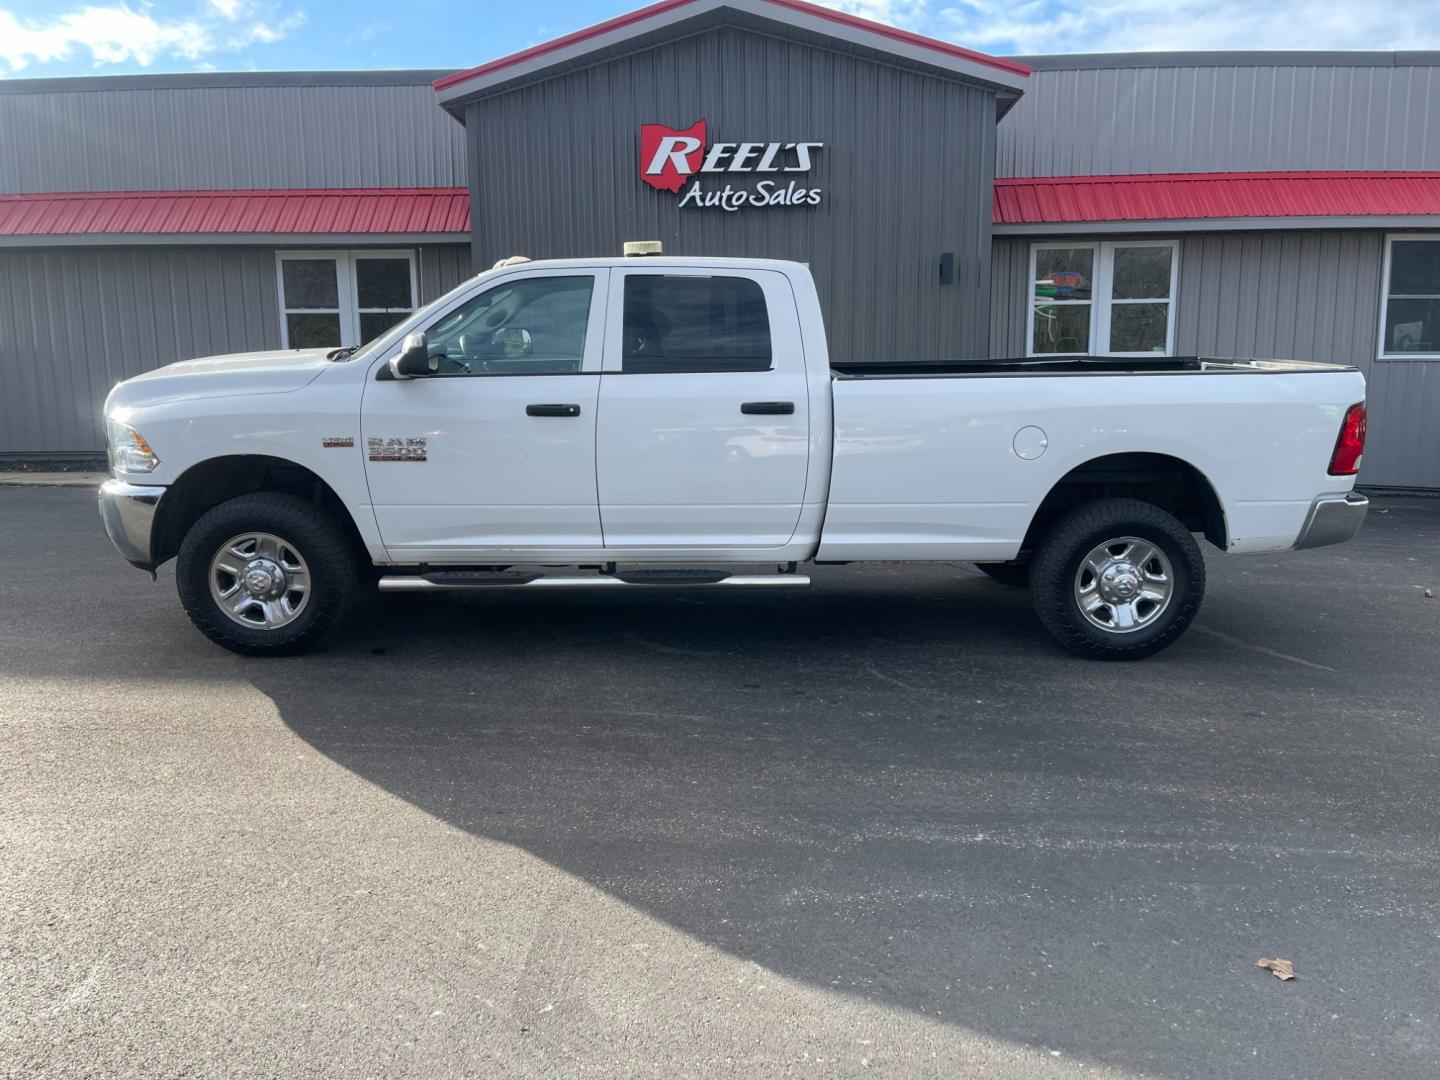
[818,0,1440,53]
[0,1,303,74]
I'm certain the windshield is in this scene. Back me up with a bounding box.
[343,269,493,365]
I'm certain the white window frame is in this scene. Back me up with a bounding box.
[276,250,419,349]
[1027,239,1179,358]
[1378,233,1440,360]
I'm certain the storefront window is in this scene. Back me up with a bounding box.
[276,250,416,349]
[1030,241,1177,356]
[1381,236,1440,358]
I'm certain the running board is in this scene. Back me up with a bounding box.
[377,571,810,593]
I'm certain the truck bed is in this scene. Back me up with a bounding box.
[831,356,1355,379]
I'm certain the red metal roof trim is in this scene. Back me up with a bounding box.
[434,0,1028,94]
[994,171,1440,225]
[0,188,470,238]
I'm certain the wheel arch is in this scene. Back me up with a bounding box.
[151,454,370,570]
[1020,452,1228,556]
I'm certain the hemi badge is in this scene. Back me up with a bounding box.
[322,436,354,448]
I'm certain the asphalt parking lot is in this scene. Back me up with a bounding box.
[3,486,1439,1079]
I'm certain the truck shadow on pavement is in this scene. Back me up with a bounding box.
[244,564,1440,1080]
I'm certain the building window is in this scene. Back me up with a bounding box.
[276,251,417,349]
[1380,235,1440,358]
[1029,241,1177,357]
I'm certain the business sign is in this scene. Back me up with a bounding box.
[640,120,823,211]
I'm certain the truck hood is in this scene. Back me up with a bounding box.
[108,348,334,410]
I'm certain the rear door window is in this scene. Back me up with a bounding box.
[621,275,772,373]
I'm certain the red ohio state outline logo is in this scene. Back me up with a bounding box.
[640,120,707,193]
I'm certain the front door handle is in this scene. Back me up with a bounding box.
[526,403,582,417]
[741,401,795,415]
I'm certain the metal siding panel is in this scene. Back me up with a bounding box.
[987,236,1029,358]
[997,62,1440,177]
[1367,362,1440,488]
[0,246,281,454]
[465,25,995,362]
[417,245,472,302]
[0,82,468,194]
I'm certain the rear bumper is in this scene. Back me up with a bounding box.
[98,478,165,571]
[1294,491,1369,551]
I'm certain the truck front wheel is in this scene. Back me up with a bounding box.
[176,493,356,656]
[1029,498,1205,661]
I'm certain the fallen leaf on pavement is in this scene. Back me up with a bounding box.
[1257,958,1296,981]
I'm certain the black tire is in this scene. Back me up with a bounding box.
[975,561,1030,588]
[1030,497,1205,661]
[176,493,357,656]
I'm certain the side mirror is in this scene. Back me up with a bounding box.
[492,327,533,357]
[389,332,436,379]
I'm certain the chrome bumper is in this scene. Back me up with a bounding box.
[1294,491,1369,551]
[98,478,165,571]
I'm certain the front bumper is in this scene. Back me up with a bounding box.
[1294,491,1369,550]
[98,478,166,571]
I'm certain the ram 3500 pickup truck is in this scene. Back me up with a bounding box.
[99,254,1369,660]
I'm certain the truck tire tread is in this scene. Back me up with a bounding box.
[1030,497,1205,661]
[176,493,356,657]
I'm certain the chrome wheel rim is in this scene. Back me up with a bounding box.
[209,532,311,630]
[1074,536,1173,634]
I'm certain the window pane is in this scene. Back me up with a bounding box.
[356,258,414,310]
[1389,240,1440,296]
[1109,303,1170,353]
[622,275,772,373]
[281,259,339,308]
[361,311,409,343]
[423,275,593,375]
[1383,298,1440,354]
[1032,304,1090,354]
[1034,248,1093,302]
[1112,247,1172,299]
[286,312,341,348]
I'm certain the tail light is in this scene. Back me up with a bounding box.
[1328,402,1367,476]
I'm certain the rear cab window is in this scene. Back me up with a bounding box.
[621,275,772,373]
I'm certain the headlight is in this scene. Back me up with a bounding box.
[107,419,160,473]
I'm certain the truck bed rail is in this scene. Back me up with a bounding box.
[831,356,1355,379]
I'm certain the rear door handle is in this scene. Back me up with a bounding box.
[740,401,795,415]
[526,403,581,417]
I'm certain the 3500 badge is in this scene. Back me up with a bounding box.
[367,437,428,463]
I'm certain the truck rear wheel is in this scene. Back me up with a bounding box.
[176,493,356,656]
[1030,498,1205,660]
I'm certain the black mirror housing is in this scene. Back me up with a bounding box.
[390,332,436,379]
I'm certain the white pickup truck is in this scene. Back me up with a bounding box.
[99,253,1370,660]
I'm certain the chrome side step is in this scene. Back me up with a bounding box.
[377,572,810,593]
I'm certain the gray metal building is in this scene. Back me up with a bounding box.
[1,0,1438,489]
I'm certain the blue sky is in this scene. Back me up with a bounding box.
[1,0,1437,79]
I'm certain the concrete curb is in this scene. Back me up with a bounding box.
[0,472,107,488]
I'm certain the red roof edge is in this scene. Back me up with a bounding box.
[995,170,1440,186]
[0,186,469,202]
[993,170,1440,225]
[0,188,471,238]
[434,0,1028,95]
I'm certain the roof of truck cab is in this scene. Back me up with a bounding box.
[487,256,812,271]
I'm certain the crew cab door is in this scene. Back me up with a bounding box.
[596,268,810,549]
[361,268,608,560]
